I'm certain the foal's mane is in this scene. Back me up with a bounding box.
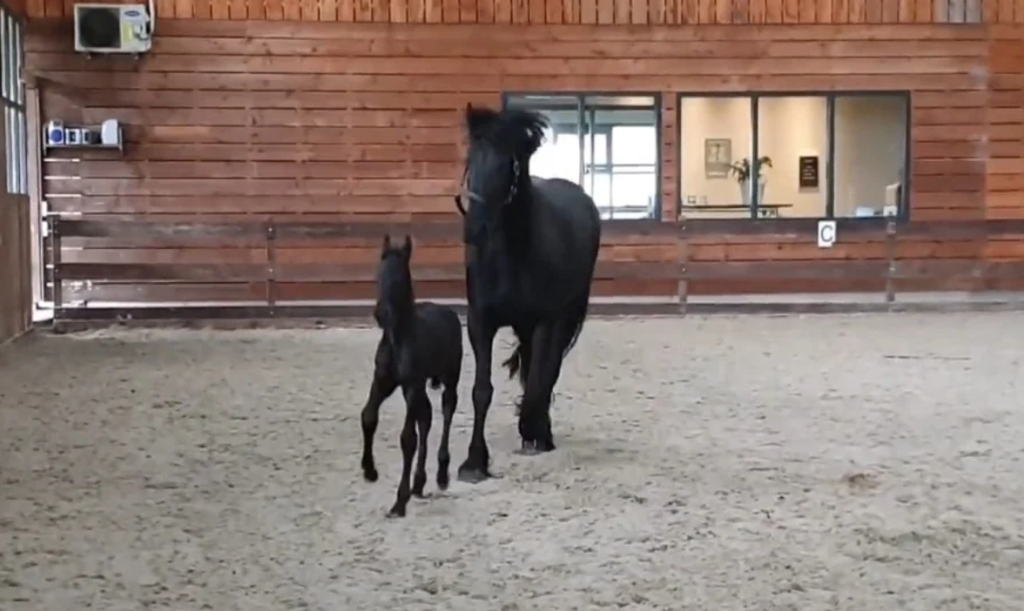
[464,104,549,160]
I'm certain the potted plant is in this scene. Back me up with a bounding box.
[729,155,772,206]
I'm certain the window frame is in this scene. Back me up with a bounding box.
[500,91,664,222]
[676,90,912,223]
[1,3,27,197]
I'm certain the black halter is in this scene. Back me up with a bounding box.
[454,156,521,216]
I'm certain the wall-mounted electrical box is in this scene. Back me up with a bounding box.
[74,1,155,57]
[44,119,124,153]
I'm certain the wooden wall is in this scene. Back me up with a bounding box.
[988,25,1024,220]
[0,195,32,343]
[0,143,33,343]
[21,12,1024,308]
[19,0,1024,23]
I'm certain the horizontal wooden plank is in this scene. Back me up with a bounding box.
[66,160,458,181]
[46,196,459,216]
[57,260,678,283]
[61,282,270,304]
[914,158,987,175]
[686,260,890,279]
[26,37,993,59]
[79,108,466,129]
[34,71,983,95]
[51,217,676,245]
[54,217,1024,242]
[688,239,987,261]
[44,144,460,163]
[46,178,458,197]
[27,53,983,76]
[57,243,678,265]
[688,277,887,295]
[25,21,997,44]
[61,277,677,304]
[109,125,460,146]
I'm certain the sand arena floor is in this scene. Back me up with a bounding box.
[1,313,1024,610]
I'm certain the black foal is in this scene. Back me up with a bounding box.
[360,234,463,518]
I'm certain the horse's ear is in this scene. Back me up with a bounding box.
[381,233,391,256]
[401,235,413,259]
[464,103,497,138]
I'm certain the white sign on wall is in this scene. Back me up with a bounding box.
[817,220,837,248]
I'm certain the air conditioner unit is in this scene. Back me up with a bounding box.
[74,1,155,56]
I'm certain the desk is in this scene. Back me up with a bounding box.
[679,204,793,219]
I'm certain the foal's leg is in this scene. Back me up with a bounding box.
[458,310,499,484]
[388,383,424,518]
[411,391,433,498]
[437,381,458,491]
[360,368,398,483]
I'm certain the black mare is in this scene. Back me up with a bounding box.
[454,103,602,484]
[359,234,463,517]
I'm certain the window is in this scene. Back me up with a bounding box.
[938,0,982,22]
[678,92,908,221]
[504,94,660,221]
[2,5,27,196]
[833,96,909,219]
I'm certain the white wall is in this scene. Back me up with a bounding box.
[680,95,906,219]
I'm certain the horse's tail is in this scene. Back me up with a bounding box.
[501,286,593,384]
[561,286,591,361]
[562,237,599,362]
[502,341,528,385]
[428,376,443,390]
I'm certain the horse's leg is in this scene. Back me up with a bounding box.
[458,309,498,484]
[360,367,398,483]
[519,316,578,454]
[536,311,586,449]
[411,391,433,498]
[517,322,554,453]
[437,381,458,491]
[387,383,423,518]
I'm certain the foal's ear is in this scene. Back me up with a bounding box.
[401,235,413,259]
[381,233,391,256]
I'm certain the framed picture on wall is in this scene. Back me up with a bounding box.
[704,138,732,178]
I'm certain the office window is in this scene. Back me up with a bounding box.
[505,94,661,221]
[678,92,908,221]
[756,96,829,219]
[2,6,27,196]
[678,96,754,220]
[833,95,909,219]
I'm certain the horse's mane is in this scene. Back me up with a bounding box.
[464,104,549,159]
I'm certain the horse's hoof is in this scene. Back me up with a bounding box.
[363,467,379,483]
[517,441,541,456]
[386,505,406,518]
[411,488,427,498]
[457,463,491,484]
[412,475,426,497]
[437,471,450,491]
[519,439,556,455]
